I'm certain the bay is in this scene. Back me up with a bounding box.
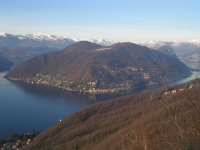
[0,72,135,140]
[174,62,200,84]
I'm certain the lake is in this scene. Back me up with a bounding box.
[0,72,140,140]
[174,62,200,84]
[0,62,199,140]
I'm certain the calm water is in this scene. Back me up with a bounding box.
[0,72,137,140]
[174,62,200,84]
[0,62,199,140]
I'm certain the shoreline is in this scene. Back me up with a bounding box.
[5,74,190,94]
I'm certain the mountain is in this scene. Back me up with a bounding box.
[0,33,75,49]
[178,47,200,62]
[171,42,200,56]
[135,40,167,49]
[138,40,200,57]
[74,37,119,46]
[157,45,177,57]
[2,46,59,69]
[0,55,13,72]
[187,39,200,46]
[1,32,200,58]
[0,33,75,68]
[0,46,8,55]
[7,41,191,92]
[21,79,200,150]
[0,33,119,49]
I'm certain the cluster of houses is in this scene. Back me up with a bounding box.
[163,83,198,95]
[1,139,31,150]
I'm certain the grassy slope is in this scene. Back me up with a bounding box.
[23,79,200,150]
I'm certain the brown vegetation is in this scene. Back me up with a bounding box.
[22,79,200,150]
[7,41,191,91]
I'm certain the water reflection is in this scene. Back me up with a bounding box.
[174,62,200,85]
[1,73,143,140]
[9,80,142,103]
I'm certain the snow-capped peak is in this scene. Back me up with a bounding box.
[72,37,119,46]
[17,35,28,40]
[187,39,200,46]
[97,39,119,45]
[73,37,81,42]
[188,39,200,43]
[0,32,7,37]
[24,33,67,41]
[137,40,166,49]
[170,40,181,47]
[1,32,200,48]
[34,33,63,41]
[149,40,157,44]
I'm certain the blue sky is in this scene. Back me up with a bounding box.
[0,0,200,41]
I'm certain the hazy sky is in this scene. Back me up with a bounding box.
[0,0,200,41]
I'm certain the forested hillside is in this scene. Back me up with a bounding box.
[23,79,200,150]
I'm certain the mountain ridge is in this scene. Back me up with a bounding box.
[157,45,177,57]
[1,32,200,48]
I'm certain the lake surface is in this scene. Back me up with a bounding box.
[0,72,139,140]
[174,62,200,84]
[0,62,199,140]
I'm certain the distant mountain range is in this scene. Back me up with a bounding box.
[1,32,200,49]
[0,33,74,49]
[0,33,120,67]
[1,33,200,67]
[0,33,119,48]
[7,41,191,93]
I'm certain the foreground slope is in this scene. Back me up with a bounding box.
[22,79,200,150]
[7,41,191,92]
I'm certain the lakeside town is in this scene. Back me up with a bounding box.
[0,131,39,150]
[6,66,189,94]
[179,53,200,62]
